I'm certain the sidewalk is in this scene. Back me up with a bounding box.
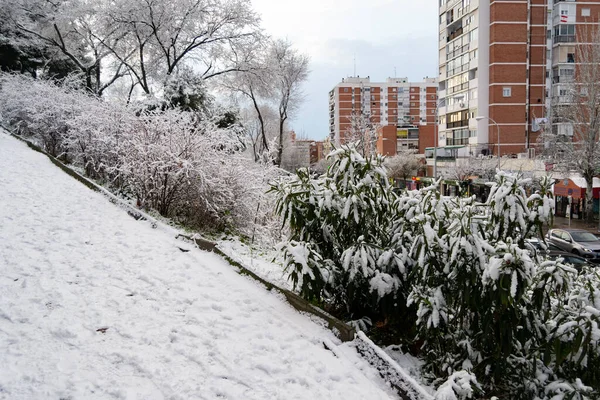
[550,215,600,234]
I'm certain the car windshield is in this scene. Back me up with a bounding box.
[570,232,599,242]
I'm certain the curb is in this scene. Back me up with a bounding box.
[356,333,434,400]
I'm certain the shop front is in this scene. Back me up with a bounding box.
[554,178,600,218]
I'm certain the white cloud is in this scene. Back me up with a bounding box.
[250,0,438,139]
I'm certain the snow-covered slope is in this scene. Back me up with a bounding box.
[0,132,396,400]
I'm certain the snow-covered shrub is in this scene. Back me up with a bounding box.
[0,73,281,240]
[434,370,481,400]
[64,101,133,183]
[271,145,411,323]
[274,149,600,397]
[0,73,88,157]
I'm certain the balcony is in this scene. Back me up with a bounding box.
[447,27,464,43]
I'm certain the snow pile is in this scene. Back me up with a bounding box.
[0,132,396,399]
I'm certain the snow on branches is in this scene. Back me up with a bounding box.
[272,144,600,398]
[0,73,281,239]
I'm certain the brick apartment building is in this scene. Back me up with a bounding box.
[438,0,600,159]
[328,76,438,155]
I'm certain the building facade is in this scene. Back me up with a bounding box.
[437,0,600,160]
[328,76,438,154]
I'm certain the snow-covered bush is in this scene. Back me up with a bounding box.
[273,147,600,398]
[0,73,281,239]
[434,370,481,400]
[271,145,411,323]
[0,74,89,157]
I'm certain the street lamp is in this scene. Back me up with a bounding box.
[475,116,501,170]
[434,99,446,179]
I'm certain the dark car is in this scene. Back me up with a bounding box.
[546,229,600,263]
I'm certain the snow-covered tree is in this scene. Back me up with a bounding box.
[102,0,261,95]
[222,38,308,166]
[10,0,128,95]
[385,150,423,186]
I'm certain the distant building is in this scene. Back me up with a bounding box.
[283,131,326,171]
[328,76,438,155]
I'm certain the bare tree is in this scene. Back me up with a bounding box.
[222,38,308,166]
[270,39,309,167]
[542,25,600,222]
[343,111,380,157]
[385,150,423,186]
[445,157,497,182]
[221,42,272,160]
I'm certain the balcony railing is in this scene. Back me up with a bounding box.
[554,35,575,44]
[447,63,469,77]
[447,120,469,129]
[446,44,469,60]
[448,82,469,94]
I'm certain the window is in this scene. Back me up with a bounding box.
[392,88,397,92]
[582,8,591,17]
[567,53,575,63]
[371,95,375,100]
[503,87,512,97]
[469,28,478,42]
[411,95,415,99]
[344,87,349,92]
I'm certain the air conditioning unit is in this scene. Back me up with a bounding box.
[517,153,528,159]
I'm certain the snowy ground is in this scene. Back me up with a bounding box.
[216,238,292,291]
[0,132,398,399]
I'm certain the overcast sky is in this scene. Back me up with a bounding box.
[251,0,439,140]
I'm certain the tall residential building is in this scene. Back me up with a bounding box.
[328,76,438,154]
[438,0,600,159]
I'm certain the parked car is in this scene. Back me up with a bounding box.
[525,238,593,270]
[546,229,600,264]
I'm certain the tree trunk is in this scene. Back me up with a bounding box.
[586,178,595,223]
